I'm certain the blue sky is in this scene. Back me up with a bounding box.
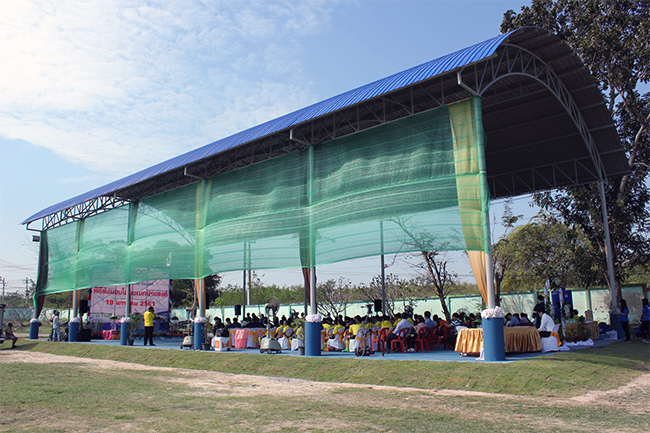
[0,0,539,295]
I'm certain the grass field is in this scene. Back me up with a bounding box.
[1,339,648,432]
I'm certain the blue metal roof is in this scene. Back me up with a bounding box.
[23,31,513,225]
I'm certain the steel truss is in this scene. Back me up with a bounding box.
[457,43,607,187]
[32,195,129,231]
[30,38,612,231]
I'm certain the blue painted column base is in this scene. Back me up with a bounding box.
[29,320,40,340]
[610,313,625,340]
[194,322,205,350]
[482,318,506,361]
[68,321,80,343]
[120,322,131,346]
[305,321,321,356]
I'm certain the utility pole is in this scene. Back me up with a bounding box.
[0,276,5,303]
[22,277,34,307]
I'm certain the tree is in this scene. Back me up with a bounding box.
[204,274,222,307]
[501,0,650,306]
[493,215,588,293]
[357,274,418,318]
[390,217,459,320]
[492,200,524,306]
[410,252,459,322]
[316,278,355,319]
[1,291,27,308]
[170,274,221,310]
[170,279,194,308]
[43,292,73,310]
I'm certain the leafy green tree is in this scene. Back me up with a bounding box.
[1,291,27,308]
[494,215,591,293]
[43,292,73,310]
[501,0,650,306]
[170,279,194,308]
[492,200,524,306]
[170,274,221,309]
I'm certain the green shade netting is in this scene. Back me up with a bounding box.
[37,97,489,295]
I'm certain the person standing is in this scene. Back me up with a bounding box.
[51,310,61,342]
[640,298,649,343]
[533,295,546,328]
[618,299,631,342]
[143,306,155,346]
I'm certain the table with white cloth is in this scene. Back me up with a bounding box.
[455,326,542,354]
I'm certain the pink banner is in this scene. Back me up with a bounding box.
[89,280,170,317]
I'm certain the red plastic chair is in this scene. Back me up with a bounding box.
[413,328,429,352]
[372,328,388,353]
[427,326,439,350]
[439,326,454,350]
[390,328,409,354]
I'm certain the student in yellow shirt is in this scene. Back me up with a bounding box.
[143,306,155,346]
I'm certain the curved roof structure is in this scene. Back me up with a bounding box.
[24,27,628,230]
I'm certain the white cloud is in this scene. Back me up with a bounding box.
[0,0,333,176]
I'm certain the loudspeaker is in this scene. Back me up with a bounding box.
[234,304,242,316]
[373,299,382,313]
[79,300,88,315]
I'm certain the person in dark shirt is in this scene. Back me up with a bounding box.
[4,323,18,348]
[212,317,225,335]
[533,295,546,328]
[445,313,464,347]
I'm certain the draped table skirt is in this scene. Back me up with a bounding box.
[455,326,542,354]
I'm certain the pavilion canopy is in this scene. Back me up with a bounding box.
[24,27,628,299]
[22,26,628,230]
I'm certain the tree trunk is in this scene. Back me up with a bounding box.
[421,251,452,322]
[438,292,451,323]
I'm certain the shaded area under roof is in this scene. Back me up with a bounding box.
[23,27,628,229]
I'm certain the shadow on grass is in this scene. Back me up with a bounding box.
[1,342,41,351]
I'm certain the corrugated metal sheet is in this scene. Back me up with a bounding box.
[23,31,514,225]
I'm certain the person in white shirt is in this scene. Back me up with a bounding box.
[51,310,61,341]
[536,311,555,337]
[385,312,413,353]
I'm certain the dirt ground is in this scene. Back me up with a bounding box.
[2,350,649,416]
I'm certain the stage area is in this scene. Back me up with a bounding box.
[34,334,617,363]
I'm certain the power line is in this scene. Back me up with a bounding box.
[0,259,37,272]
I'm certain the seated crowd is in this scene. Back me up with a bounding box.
[204,309,496,353]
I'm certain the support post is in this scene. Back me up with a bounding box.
[310,268,317,315]
[68,290,80,342]
[599,181,617,307]
[242,243,247,318]
[194,278,206,350]
[599,181,623,338]
[380,220,386,315]
[304,144,321,356]
[486,253,495,309]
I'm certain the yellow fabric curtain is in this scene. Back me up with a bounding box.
[450,97,489,304]
[467,251,487,304]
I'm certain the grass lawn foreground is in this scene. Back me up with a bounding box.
[0,340,648,432]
